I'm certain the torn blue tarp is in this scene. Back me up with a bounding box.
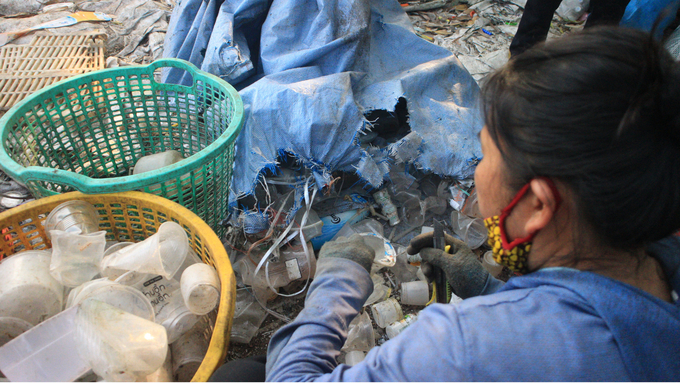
[163,0,483,198]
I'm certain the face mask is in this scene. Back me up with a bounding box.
[483,180,561,275]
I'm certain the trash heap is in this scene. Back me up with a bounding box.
[224,161,508,360]
[0,199,220,382]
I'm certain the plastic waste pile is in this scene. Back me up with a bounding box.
[224,160,502,351]
[0,199,220,382]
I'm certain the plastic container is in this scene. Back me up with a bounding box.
[133,150,185,175]
[100,221,189,280]
[171,318,211,382]
[373,190,400,226]
[66,278,155,322]
[450,210,488,249]
[0,317,33,347]
[370,298,403,328]
[0,59,244,238]
[0,191,236,381]
[310,209,370,251]
[0,306,90,382]
[230,289,267,344]
[101,241,135,280]
[44,200,100,238]
[482,251,503,277]
[0,250,64,325]
[400,280,429,306]
[74,299,168,382]
[237,242,316,293]
[344,350,366,366]
[143,349,173,382]
[49,229,107,287]
[385,313,418,339]
[181,263,221,315]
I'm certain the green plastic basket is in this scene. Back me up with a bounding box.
[0,59,244,237]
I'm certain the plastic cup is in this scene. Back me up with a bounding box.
[101,241,135,280]
[370,297,403,328]
[180,263,220,316]
[100,222,189,279]
[342,311,375,352]
[0,250,64,325]
[143,349,173,382]
[133,150,185,175]
[44,200,100,239]
[49,230,107,287]
[66,278,155,322]
[344,350,366,366]
[155,293,200,344]
[171,317,210,382]
[400,280,429,306]
[230,289,267,345]
[74,299,168,382]
[359,233,397,267]
[482,251,504,277]
[0,317,33,347]
[450,210,488,249]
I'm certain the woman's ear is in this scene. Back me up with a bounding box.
[523,178,560,235]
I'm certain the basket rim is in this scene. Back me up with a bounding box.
[0,59,244,194]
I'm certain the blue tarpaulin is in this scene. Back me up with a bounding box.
[163,0,483,197]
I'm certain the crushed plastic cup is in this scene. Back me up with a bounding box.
[44,200,100,239]
[0,250,64,325]
[0,306,90,382]
[344,350,366,366]
[75,299,168,382]
[0,317,33,347]
[400,280,430,306]
[171,317,210,382]
[180,263,220,316]
[364,274,391,307]
[482,251,504,277]
[370,297,403,328]
[359,233,397,268]
[342,311,375,352]
[66,278,155,321]
[49,229,107,287]
[100,222,189,279]
[143,349,173,382]
[385,313,418,339]
[155,293,200,344]
[230,289,267,344]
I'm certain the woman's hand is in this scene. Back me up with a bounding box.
[407,232,490,299]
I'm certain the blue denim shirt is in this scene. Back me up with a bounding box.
[266,237,680,381]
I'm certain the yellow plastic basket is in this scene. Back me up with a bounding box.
[0,191,235,382]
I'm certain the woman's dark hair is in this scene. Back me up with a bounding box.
[481,26,680,251]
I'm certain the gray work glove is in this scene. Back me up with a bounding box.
[407,232,490,299]
[319,234,375,274]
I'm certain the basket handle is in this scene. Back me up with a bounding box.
[19,167,148,194]
[146,58,200,92]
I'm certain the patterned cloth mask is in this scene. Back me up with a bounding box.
[483,180,561,275]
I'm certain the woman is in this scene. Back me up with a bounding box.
[264,26,680,381]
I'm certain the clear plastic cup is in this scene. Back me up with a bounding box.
[364,274,390,307]
[49,230,107,287]
[450,210,488,249]
[44,200,100,239]
[180,263,220,316]
[230,289,267,344]
[155,293,199,344]
[0,250,64,325]
[101,241,135,280]
[132,150,185,175]
[171,317,210,382]
[400,280,430,306]
[482,251,504,277]
[0,317,33,347]
[66,278,155,322]
[75,299,168,382]
[100,222,189,279]
[370,297,403,328]
[143,349,173,382]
